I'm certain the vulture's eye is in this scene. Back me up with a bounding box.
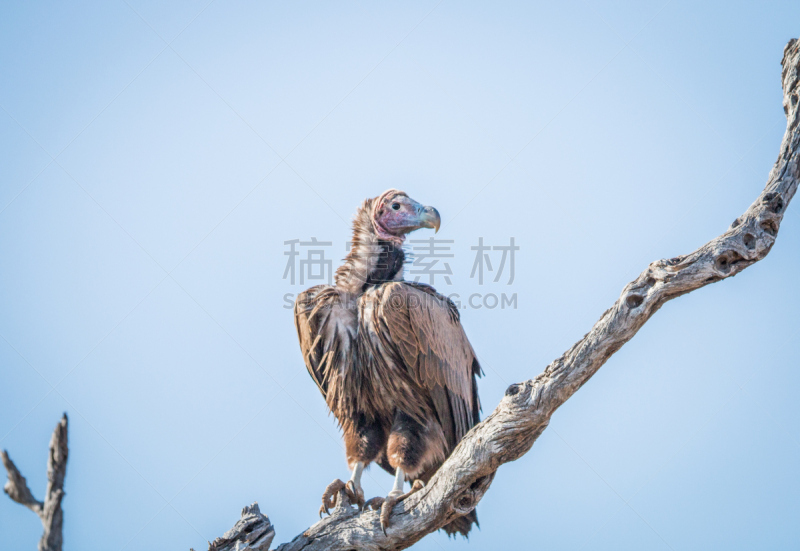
[391,202,401,211]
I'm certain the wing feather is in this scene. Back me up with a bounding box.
[431,384,455,446]
[377,282,482,448]
[294,286,356,406]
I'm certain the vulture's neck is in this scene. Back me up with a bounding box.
[335,200,405,295]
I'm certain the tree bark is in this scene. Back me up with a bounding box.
[2,413,69,551]
[215,37,800,550]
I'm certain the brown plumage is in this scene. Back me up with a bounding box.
[294,190,482,536]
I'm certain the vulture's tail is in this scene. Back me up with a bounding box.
[442,509,479,538]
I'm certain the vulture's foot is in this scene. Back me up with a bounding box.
[364,496,384,511]
[319,479,346,517]
[346,479,365,510]
[319,478,364,517]
[377,479,425,534]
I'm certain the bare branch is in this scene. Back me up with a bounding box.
[210,38,800,551]
[2,450,43,515]
[2,414,69,551]
[202,503,275,551]
[41,413,68,551]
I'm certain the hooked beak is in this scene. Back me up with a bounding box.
[418,205,441,233]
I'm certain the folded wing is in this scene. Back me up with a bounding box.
[294,285,356,404]
[374,282,482,448]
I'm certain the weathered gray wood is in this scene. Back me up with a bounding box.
[208,38,800,551]
[1,450,43,515]
[194,502,276,551]
[2,413,69,551]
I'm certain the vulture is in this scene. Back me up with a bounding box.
[294,189,482,536]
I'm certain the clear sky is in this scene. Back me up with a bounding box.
[1,1,799,550]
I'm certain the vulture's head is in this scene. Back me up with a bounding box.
[371,189,441,243]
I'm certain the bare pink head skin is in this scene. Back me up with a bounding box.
[371,189,441,245]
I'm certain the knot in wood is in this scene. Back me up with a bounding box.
[451,491,476,515]
[759,218,779,237]
[714,251,743,275]
[763,192,785,214]
[625,294,644,309]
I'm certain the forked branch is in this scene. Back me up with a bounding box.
[212,38,800,551]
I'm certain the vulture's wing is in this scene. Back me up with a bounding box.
[294,285,356,400]
[376,282,482,448]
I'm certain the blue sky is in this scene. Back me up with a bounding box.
[1,1,799,550]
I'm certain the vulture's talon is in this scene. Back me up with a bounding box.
[379,489,405,533]
[380,497,396,534]
[345,480,365,510]
[319,478,347,516]
[364,496,384,511]
[378,481,425,532]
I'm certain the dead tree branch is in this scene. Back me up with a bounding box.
[200,503,275,551]
[211,38,800,551]
[2,413,69,551]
